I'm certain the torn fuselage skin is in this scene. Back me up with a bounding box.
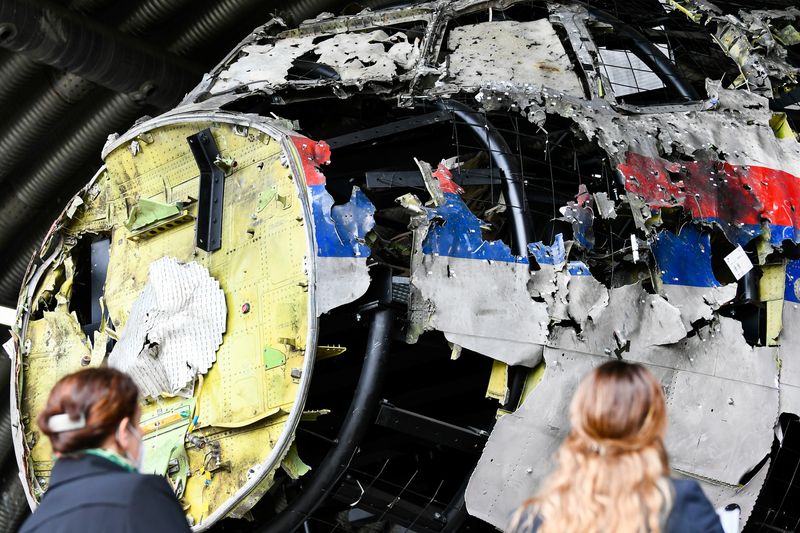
[10,0,800,531]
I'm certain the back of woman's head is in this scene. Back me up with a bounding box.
[512,360,670,533]
[571,360,667,456]
[37,368,139,455]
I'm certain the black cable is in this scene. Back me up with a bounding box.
[257,268,395,533]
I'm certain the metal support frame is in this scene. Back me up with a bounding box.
[187,129,225,253]
[325,110,452,150]
[259,268,395,533]
[365,168,500,189]
[332,477,447,533]
[375,401,488,454]
[586,7,700,102]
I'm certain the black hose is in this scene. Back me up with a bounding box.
[167,0,351,57]
[118,0,195,35]
[0,92,142,254]
[7,93,140,209]
[0,408,12,471]
[586,7,700,102]
[68,0,114,13]
[0,356,11,467]
[0,228,42,307]
[0,54,41,109]
[258,269,395,533]
[0,0,202,184]
[0,462,30,532]
[167,0,271,56]
[435,100,534,257]
[0,74,95,181]
[279,0,354,26]
[0,0,201,108]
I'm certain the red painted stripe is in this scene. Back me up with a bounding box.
[290,135,331,186]
[618,152,800,227]
[432,163,464,195]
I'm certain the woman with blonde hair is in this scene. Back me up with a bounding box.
[511,360,723,533]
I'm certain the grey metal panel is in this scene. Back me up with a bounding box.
[411,255,550,367]
[467,338,779,528]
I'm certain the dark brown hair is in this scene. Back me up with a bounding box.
[37,368,139,454]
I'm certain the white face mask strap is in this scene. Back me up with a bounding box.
[127,423,142,440]
[116,419,144,471]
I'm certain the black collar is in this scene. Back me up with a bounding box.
[49,453,132,490]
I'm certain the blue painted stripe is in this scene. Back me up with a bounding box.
[310,185,375,258]
[692,217,798,247]
[568,261,591,276]
[786,260,800,304]
[421,193,527,264]
[529,234,565,265]
[652,225,721,287]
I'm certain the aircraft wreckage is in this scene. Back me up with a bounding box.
[5,0,800,530]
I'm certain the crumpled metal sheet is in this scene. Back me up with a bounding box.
[652,225,738,329]
[563,268,609,331]
[699,457,771,525]
[482,81,800,244]
[407,191,552,365]
[670,0,800,93]
[213,38,314,90]
[315,30,420,82]
[652,225,720,287]
[660,284,737,331]
[442,19,584,96]
[620,150,800,246]
[558,184,594,250]
[421,192,525,262]
[464,347,600,528]
[641,322,778,481]
[316,187,375,258]
[466,338,779,529]
[210,29,421,95]
[313,187,375,314]
[199,1,590,103]
[411,254,549,366]
[528,233,566,268]
[109,257,227,398]
[292,136,376,315]
[548,281,688,355]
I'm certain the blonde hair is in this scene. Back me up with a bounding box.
[510,361,671,533]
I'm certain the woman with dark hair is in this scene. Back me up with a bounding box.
[19,367,190,533]
[510,360,724,533]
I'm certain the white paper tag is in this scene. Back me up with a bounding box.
[724,246,753,280]
[0,305,15,327]
[630,234,640,262]
[2,336,15,360]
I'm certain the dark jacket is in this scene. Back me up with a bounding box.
[520,478,724,532]
[664,479,725,533]
[18,453,191,533]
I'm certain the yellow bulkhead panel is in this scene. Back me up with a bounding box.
[16,120,311,527]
